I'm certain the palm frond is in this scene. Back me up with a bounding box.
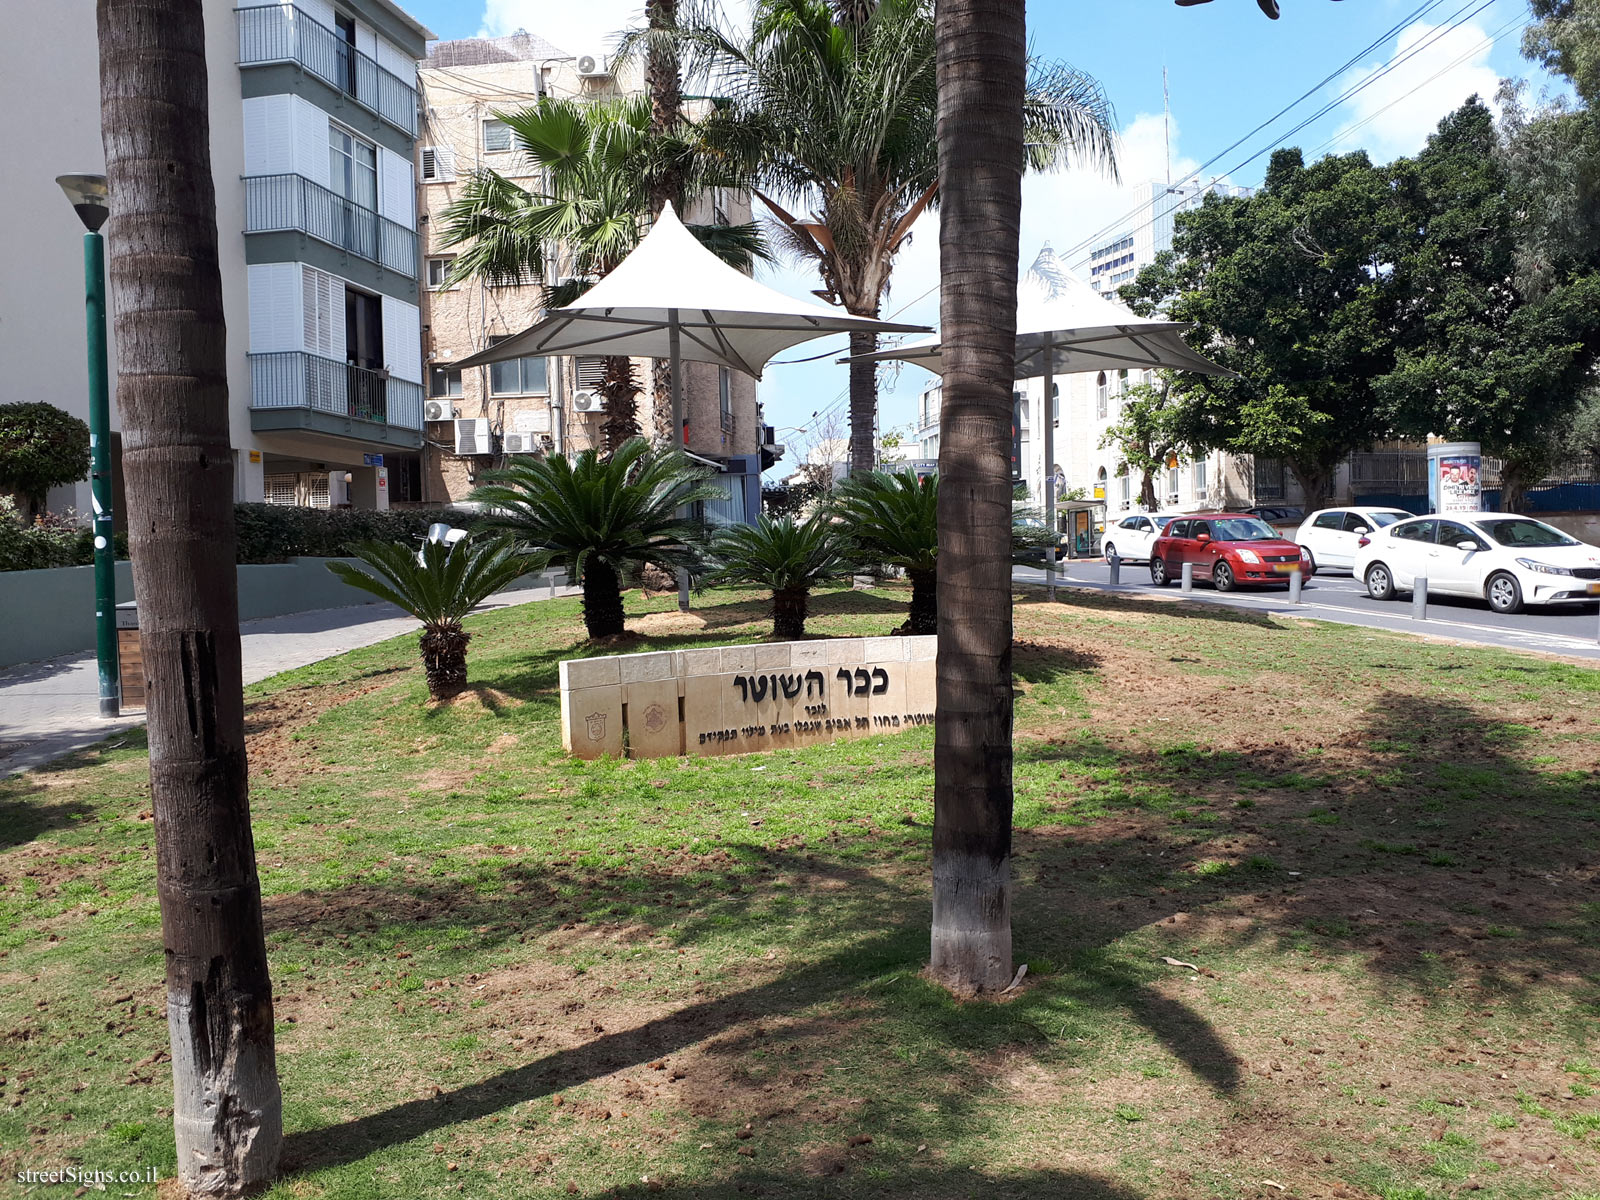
[327,535,536,630]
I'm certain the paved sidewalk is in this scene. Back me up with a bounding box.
[0,580,579,777]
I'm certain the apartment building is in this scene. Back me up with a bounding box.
[7,0,434,514]
[413,34,765,510]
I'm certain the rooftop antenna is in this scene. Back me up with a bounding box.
[1163,65,1172,187]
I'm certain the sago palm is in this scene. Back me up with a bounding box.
[705,513,856,638]
[469,437,722,639]
[327,535,532,701]
[435,94,767,451]
[644,0,1117,472]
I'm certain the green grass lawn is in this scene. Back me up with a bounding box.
[1,582,1597,1199]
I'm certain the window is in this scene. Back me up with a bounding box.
[1392,519,1437,543]
[488,337,548,395]
[426,257,454,289]
[1166,466,1179,500]
[1095,371,1108,419]
[1191,520,1214,540]
[1194,459,1208,492]
[301,265,338,357]
[718,367,733,433]
[429,366,462,397]
[483,119,513,154]
[388,453,423,503]
[419,146,456,182]
[1051,382,1060,425]
[1119,516,1142,530]
[1118,368,1129,395]
[1436,520,1486,550]
[1253,455,1286,500]
[1167,520,1191,539]
[1314,511,1345,530]
[1119,473,1131,509]
[1340,512,1372,533]
[328,122,377,210]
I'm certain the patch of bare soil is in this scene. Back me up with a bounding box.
[630,611,708,636]
[427,686,523,714]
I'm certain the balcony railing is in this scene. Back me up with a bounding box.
[250,351,423,431]
[237,4,418,136]
[245,174,417,278]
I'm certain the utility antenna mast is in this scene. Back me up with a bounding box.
[1163,65,1172,187]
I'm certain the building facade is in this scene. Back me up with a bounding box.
[413,33,765,514]
[6,0,434,515]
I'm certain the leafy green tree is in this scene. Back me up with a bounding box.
[1123,148,1397,503]
[0,403,90,519]
[705,513,856,637]
[435,95,767,451]
[648,0,1116,473]
[1523,0,1600,104]
[1097,374,1197,510]
[328,535,532,700]
[469,438,720,639]
[1381,99,1600,509]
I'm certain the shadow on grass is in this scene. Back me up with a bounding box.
[641,1165,1146,1199]
[1015,584,1286,629]
[0,781,95,851]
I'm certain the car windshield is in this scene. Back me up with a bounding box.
[1476,518,1578,548]
[1211,517,1279,541]
[1369,512,1406,527]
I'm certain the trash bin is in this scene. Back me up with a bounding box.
[115,601,145,713]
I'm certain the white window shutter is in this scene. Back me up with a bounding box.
[292,97,331,189]
[378,147,414,226]
[381,296,422,383]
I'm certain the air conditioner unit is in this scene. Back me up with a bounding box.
[575,53,612,78]
[502,432,538,454]
[1167,493,1181,506]
[571,390,606,414]
[1194,487,1209,501]
[423,399,456,422]
[453,417,492,456]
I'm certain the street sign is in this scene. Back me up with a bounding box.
[362,453,384,466]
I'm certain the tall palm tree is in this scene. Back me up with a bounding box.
[436,95,766,453]
[928,0,1027,997]
[469,437,722,639]
[327,536,532,700]
[705,513,856,637]
[654,0,1116,473]
[96,0,281,1190]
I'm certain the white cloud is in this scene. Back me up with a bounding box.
[1329,18,1503,161]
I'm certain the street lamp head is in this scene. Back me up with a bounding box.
[56,174,110,232]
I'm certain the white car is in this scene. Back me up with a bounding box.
[1354,512,1600,614]
[1101,512,1186,564]
[1293,506,1415,572]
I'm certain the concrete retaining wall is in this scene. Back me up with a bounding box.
[0,558,564,670]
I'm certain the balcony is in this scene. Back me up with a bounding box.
[249,351,424,445]
[237,4,418,136]
[245,174,417,278]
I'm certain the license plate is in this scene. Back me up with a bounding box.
[1588,581,1600,595]
[1272,562,1301,574]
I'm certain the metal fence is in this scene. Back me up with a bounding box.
[244,175,417,278]
[236,4,418,136]
[249,351,423,430]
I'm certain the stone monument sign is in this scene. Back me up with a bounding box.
[559,635,936,760]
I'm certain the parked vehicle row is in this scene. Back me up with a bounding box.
[1084,505,1600,615]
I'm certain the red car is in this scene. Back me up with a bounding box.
[1149,513,1313,591]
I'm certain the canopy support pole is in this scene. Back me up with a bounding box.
[668,310,691,611]
[1043,341,1056,602]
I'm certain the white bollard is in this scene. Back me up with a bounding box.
[1108,552,1121,587]
[1412,575,1428,621]
[1289,567,1303,603]
[677,567,691,613]
[1181,561,1194,594]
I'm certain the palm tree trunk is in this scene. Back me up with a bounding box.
[771,586,809,639]
[907,566,937,635]
[97,0,281,1191]
[929,0,1025,997]
[848,327,880,474]
[647,0,682,449]
[420,624,471,700]
[581,560,627,638]
[599,356,641,454]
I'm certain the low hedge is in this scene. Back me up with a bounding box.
[0,502,483,571]
[232,504,483,564]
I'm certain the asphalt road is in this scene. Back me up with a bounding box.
[1014,558,1600,662]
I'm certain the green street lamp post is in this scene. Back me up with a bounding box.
[56,173,120,719]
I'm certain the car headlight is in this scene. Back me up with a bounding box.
[1515,557,1573,576]
[1236,549,1260,564]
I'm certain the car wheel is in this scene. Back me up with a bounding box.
[1299,546,1316,574]
[1103,541,1117,562]
[1365,562,1395,601]
[1213,561,1236,592]
[1486,571,1523,614]
[1150,557,1172,587]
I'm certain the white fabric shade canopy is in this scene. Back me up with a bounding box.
[842,264,1229,379]
[453,202,927,378]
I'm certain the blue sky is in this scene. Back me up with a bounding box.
[400,0,1555,467]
